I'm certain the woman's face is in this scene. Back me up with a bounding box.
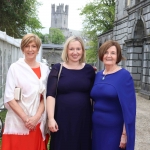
[23,41,38,61]
[103,46,117,66]
[67,41,83,63]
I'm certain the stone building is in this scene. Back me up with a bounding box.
[97,0,150,99]
[42,43,63,66]
[51,3,70,38]
[50,3,82,38]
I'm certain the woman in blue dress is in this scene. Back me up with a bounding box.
[46,36,95,150]
[91,40,136,150]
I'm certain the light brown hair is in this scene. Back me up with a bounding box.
[21,33,41,52]
[61,36,86,63]
[98,40,125,64]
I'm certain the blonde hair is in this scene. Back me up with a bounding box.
[21,33,41,51]
[61,36,86,63]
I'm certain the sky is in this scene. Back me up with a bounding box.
[37,0,92,34]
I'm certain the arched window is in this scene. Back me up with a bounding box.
[134,19,145,39]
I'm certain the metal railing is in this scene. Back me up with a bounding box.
[0,31,22,108]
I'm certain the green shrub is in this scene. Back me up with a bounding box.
[0,109,7,146]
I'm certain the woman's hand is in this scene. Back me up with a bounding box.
[48,118,59,132]
[119,134,127,149]
[25,97,44,130]
[25,115,40,130]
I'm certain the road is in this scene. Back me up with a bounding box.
[135,94,150,150]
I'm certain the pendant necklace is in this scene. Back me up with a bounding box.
[102,74,106,80]
[102,66,118,80]
[102,71,107,80]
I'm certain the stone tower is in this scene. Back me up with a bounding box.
[51,4,69,30]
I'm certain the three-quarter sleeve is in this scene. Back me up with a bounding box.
[46,64,60,98]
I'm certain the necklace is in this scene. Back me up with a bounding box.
[102,66,121,80]
[102,74,106,80]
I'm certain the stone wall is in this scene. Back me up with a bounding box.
[42,44,63,66]
[43,49,62,66]
[97,0,150,99]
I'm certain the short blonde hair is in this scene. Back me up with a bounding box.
[21,33,41,52]
[61,36,86,63]
[99,40,125,64]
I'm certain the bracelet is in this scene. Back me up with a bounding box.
[122,133,126,135]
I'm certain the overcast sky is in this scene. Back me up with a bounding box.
[37,0,92,34]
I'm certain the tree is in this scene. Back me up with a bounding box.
[25,0,43,34]
[86,41,97,64]
[38,33,50,44]
[37,28,65,44]
[0,0,43,38]
[49,28,65,44]
[79,0,115,63]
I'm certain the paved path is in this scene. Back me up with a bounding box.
[135,94,150,150]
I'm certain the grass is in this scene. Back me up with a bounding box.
[0,109,7,148]
[0,109,7,122]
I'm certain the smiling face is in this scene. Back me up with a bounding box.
[23,41,38,61]
[67,40,83,63]
[103,46,117,67]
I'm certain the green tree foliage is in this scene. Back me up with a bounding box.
[86,41,98,64]
[38,33,50,44]
[0,0,43,38]
[49,28,65,44]
[79,0,115,63]
[37,28,65,44]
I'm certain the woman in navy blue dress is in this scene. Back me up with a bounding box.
[46,36,95,150]
[91,40,136,150]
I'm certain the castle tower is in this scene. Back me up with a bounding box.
[51,4,69,30]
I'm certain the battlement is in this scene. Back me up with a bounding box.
[51,3,69,14]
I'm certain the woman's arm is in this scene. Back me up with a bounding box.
[46,64,60,132]
[35,98,45,119]
[26,98,45,129]
[8,97,45,130]
[8,100,30,126]
[46,96,58,132]
[119,124,127,149]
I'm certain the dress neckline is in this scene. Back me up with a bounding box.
[31,66,40,70]
[101,68,123,80]
[102,68,123,75]
[62,63,86,71]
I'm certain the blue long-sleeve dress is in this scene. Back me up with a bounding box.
[90,69,136,150]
